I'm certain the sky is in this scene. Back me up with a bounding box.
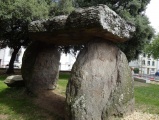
[146,0,159,34]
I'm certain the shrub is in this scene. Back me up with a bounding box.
[134,68,139,74]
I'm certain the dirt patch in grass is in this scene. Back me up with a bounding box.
[134,81,150,87]
[0,114,8,120]
[34,90,66,119]
[123,111,159,120]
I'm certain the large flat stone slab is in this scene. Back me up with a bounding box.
[29,5,135,45]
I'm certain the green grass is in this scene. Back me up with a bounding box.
[59,73,70,80]
[0,75,8,81]
[134,81,159,114]
[0,74,69,120]
[1,74,159,119]
[56,73,70,95]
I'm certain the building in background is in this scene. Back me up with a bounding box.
[129,53,159,75]
[0,47,76,71]
[60,53,76,71]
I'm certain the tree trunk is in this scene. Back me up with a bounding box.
[6,46,21,74]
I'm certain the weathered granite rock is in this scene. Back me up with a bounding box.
[4,75,24,87]
[66,40,134,120]
[21,42,60,93]
[29,5,135,45]
[29,15,68,32]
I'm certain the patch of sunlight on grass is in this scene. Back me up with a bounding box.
[56,73,69,95]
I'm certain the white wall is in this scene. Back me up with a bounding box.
[129,60,139,68]
[0,48,5,67]
[0,47,10,68]
[0,47,25,68]
[60,53,76,71]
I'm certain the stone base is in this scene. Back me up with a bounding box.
[21,42,60,93]
[66,40,134,120]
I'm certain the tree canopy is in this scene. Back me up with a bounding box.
[145,34,159,59]
[0,0,74,49]
[0,0,75,73]
[49,0,74,16]
[0,0,50,48]
[0,0,51,73]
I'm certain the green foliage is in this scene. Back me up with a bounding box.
[57,0,74,15]
[0,0,74,49]
[0,0,49,21]
[0,0,53,74]
[73,0,154,61]
[134,68,139,74]
[145,34,159,59]
[0,0,50,48]
[74,0,150,16]
[118,15,154,61]
[49,0,74,16]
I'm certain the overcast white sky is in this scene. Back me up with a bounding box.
[146,0,159,34]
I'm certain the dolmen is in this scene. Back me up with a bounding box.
[22,5,135,120]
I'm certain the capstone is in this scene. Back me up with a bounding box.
[29,5,135,45]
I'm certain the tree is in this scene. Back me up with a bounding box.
[118,15,154,61]
[49,0,74,16]
[145,34,159,59]
[73,0,154,61]
[134,68,139,74]
[0,0,50,74]
[0,0,76,74]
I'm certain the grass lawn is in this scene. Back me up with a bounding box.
[1,74,159,119]
[0,74,70,120]
[134,81,159,114]
[56,73,70,95]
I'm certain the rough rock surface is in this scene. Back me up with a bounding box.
[29,15,68,32]
[4,75,24,87]
[29,5,135,45]
[66,40,134,120]
[21,42,60,93]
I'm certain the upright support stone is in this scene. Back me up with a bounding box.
[21,42,60,93]
[66,40,134,120]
